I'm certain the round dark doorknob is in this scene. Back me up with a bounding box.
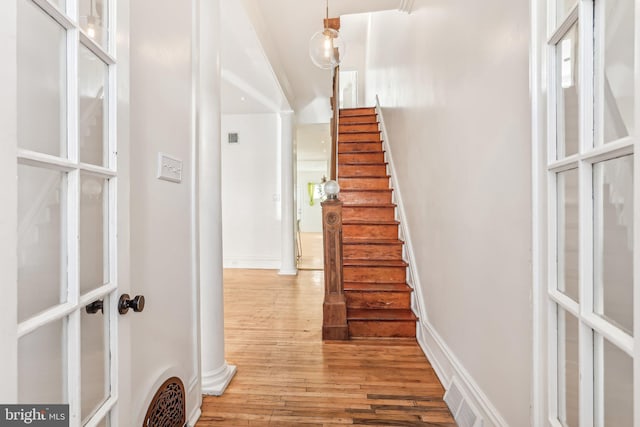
[119,294,146,314]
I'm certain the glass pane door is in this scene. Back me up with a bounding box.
[547,0,636,425]
[16,0,117,425]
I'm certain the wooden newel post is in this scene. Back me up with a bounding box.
[321,198,349,340]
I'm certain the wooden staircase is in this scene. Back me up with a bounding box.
[338,107,417,338]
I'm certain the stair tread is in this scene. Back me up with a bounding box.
[343,203,396,208]
[338,140,384,143]
[344,282,413,292]
[340,188,392,192]
[338,162,388,166]
[340,175,391,179]
[344,259,408,267]
[339,130,381,134]
[348,308,417,321]
[343,238,403,245]
[343,219,399,225]
[338,150,384,154]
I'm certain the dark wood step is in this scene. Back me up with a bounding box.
[340,114,378,124]
[340,107,376,117]
[343,259,407,282]
[339,163,387,176]
[339,123,379,133]
[339,176,390,190]
[339,132,382,143]
[343,204,396,221]
[346,289,411,310]
[338,142,382,153]
[339,189,393,204]
[347,309,417,338]
[338,151,385,163]
[343,220,400,240]
[343,238,403,260]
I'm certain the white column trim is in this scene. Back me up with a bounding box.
[201,363,238,396]
[197,0,236,398]
[279,111,298,276]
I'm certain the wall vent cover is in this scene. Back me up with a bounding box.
[143,376,186,427]
[444,376,483,427]
[228,132,239,143]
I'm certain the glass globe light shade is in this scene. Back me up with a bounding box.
[324,180,340,199]
[309,28,346,69]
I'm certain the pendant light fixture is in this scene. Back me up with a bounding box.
[309,0,346,69]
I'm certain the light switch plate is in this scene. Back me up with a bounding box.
[157,152,183,183]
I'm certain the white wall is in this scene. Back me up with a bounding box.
[221,113,282,269]
[129,0,200,422]
[365,2,532,426]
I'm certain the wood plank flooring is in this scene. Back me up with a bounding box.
[197,269,456,427]
[297,232,324,271]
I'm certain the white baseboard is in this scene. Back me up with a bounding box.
[417,319,509,427]
[223,257,280,269]
[187,407,201,427]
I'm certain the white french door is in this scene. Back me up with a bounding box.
[547,0,638,425]
[15,0,123,425]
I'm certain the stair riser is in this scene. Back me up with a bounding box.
[339,177,389,190]
[343,243,403,260]
[343,224,398,240]
[343,206,395,221]
[340,114,377,124]
[349,320,416,338]
[339,123,379,133]
[340,108,376,117]
[339,191,392,204]
[344,266,406,283]
[339,164,387,176]
[339,132,382,142]
[339,152,385,163]
[346,291,411,310]
[338,142,382,153]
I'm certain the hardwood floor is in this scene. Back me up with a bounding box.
[197,269,456,427]
[297,232,324,271]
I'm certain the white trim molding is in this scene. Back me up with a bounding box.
[201,362,237,396]
[188,407,202,427]
[375,96,508,427]
[417,321,509,427]
[397,0,415,14]
[223,256,281,270]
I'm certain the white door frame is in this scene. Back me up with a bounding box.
[0,0,19,405]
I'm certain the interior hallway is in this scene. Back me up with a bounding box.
[197,269,456,426]
[297,232,324,271]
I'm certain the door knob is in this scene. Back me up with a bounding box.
[118,294,145,314]
[85,300,104,314]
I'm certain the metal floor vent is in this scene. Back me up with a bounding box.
[444,377,483,427]
[143,377,186,427]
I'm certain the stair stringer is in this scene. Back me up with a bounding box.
[374,96,507,427]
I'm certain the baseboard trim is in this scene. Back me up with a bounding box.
[223,257,280,269]
[417,319,509,427]
[201,362,237,396]
[187,407,201,427]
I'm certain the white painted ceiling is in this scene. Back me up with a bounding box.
[221,0,410,119]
